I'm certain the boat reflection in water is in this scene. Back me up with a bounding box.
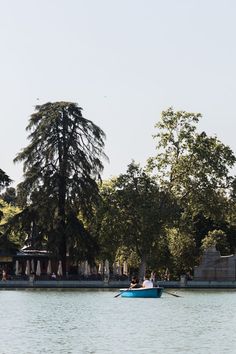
[120,287,163,298]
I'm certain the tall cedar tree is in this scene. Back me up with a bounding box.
[0,169,12,221]
[14,102,107,271]
[0,169,11,191]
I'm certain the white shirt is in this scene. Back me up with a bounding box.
[142,279,153,288]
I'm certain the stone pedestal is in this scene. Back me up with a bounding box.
[194,246,236,281]
[180,275,187,287]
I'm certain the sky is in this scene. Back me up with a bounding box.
[1,0,236,186]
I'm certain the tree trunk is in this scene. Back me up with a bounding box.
[58,173,67,276]
[58,234,67,277]
[138,255,147,281]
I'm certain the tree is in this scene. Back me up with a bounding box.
[166,227,196,276]
[201,229,230,255]
[0,169,12,192]
[0,169,12,222]
[148,107,236,249]
[1,187,16,205]
[95,161,176,278]
[87,179,125,263]
[0,199,22,249]
[13,101,107,271]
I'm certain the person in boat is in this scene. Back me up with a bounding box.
[130,276,141,288]
[142,273,154,288]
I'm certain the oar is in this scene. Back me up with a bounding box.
[114,292,122,298]
[163,290,182,298]
[114,288,130,298]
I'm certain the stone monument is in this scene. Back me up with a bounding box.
[194,246,236,281]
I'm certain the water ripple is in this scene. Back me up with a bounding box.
[0,289,236,353]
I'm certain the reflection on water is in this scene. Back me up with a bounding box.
[0,289,236,354]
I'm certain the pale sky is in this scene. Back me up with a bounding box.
[1,0,236,185]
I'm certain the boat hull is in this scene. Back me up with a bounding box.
[120,287,163,298]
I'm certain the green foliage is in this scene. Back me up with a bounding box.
[166,227,196,275]
[114,161,175,257]
[149,107,236,221]
[11,101,107,263]
[90,161,177,277]
[148,234,171,271]
[115,246,140,269]
[201,229,230,255]
[89,178,125,262]
[1,187,16,205]
[148,107,201,184]
[0,199,21,225]
[147,107,236,270]
[2,104,235,278]
[0,199,23,249]
[0,169,12,192]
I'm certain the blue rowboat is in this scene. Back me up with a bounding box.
[120,287,163,298]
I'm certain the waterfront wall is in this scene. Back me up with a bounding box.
[0,280,130,289]
[1,279,236,289]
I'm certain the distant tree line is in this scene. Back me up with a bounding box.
[1,103,236,279]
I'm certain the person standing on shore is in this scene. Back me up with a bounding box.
[2,270,7,281]
[150,271,156,284]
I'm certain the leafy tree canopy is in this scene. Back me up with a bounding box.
[0,199,22,250]
[12,101,107,266]
[148,107,236,221]
[0,169,12,192]
[201,229,230,256]
[1,187,16,205]
[92,161,177,277]
[166,227,196,275]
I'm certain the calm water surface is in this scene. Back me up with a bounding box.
[0,288,236,354]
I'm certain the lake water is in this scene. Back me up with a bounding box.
[1,288,236,354]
